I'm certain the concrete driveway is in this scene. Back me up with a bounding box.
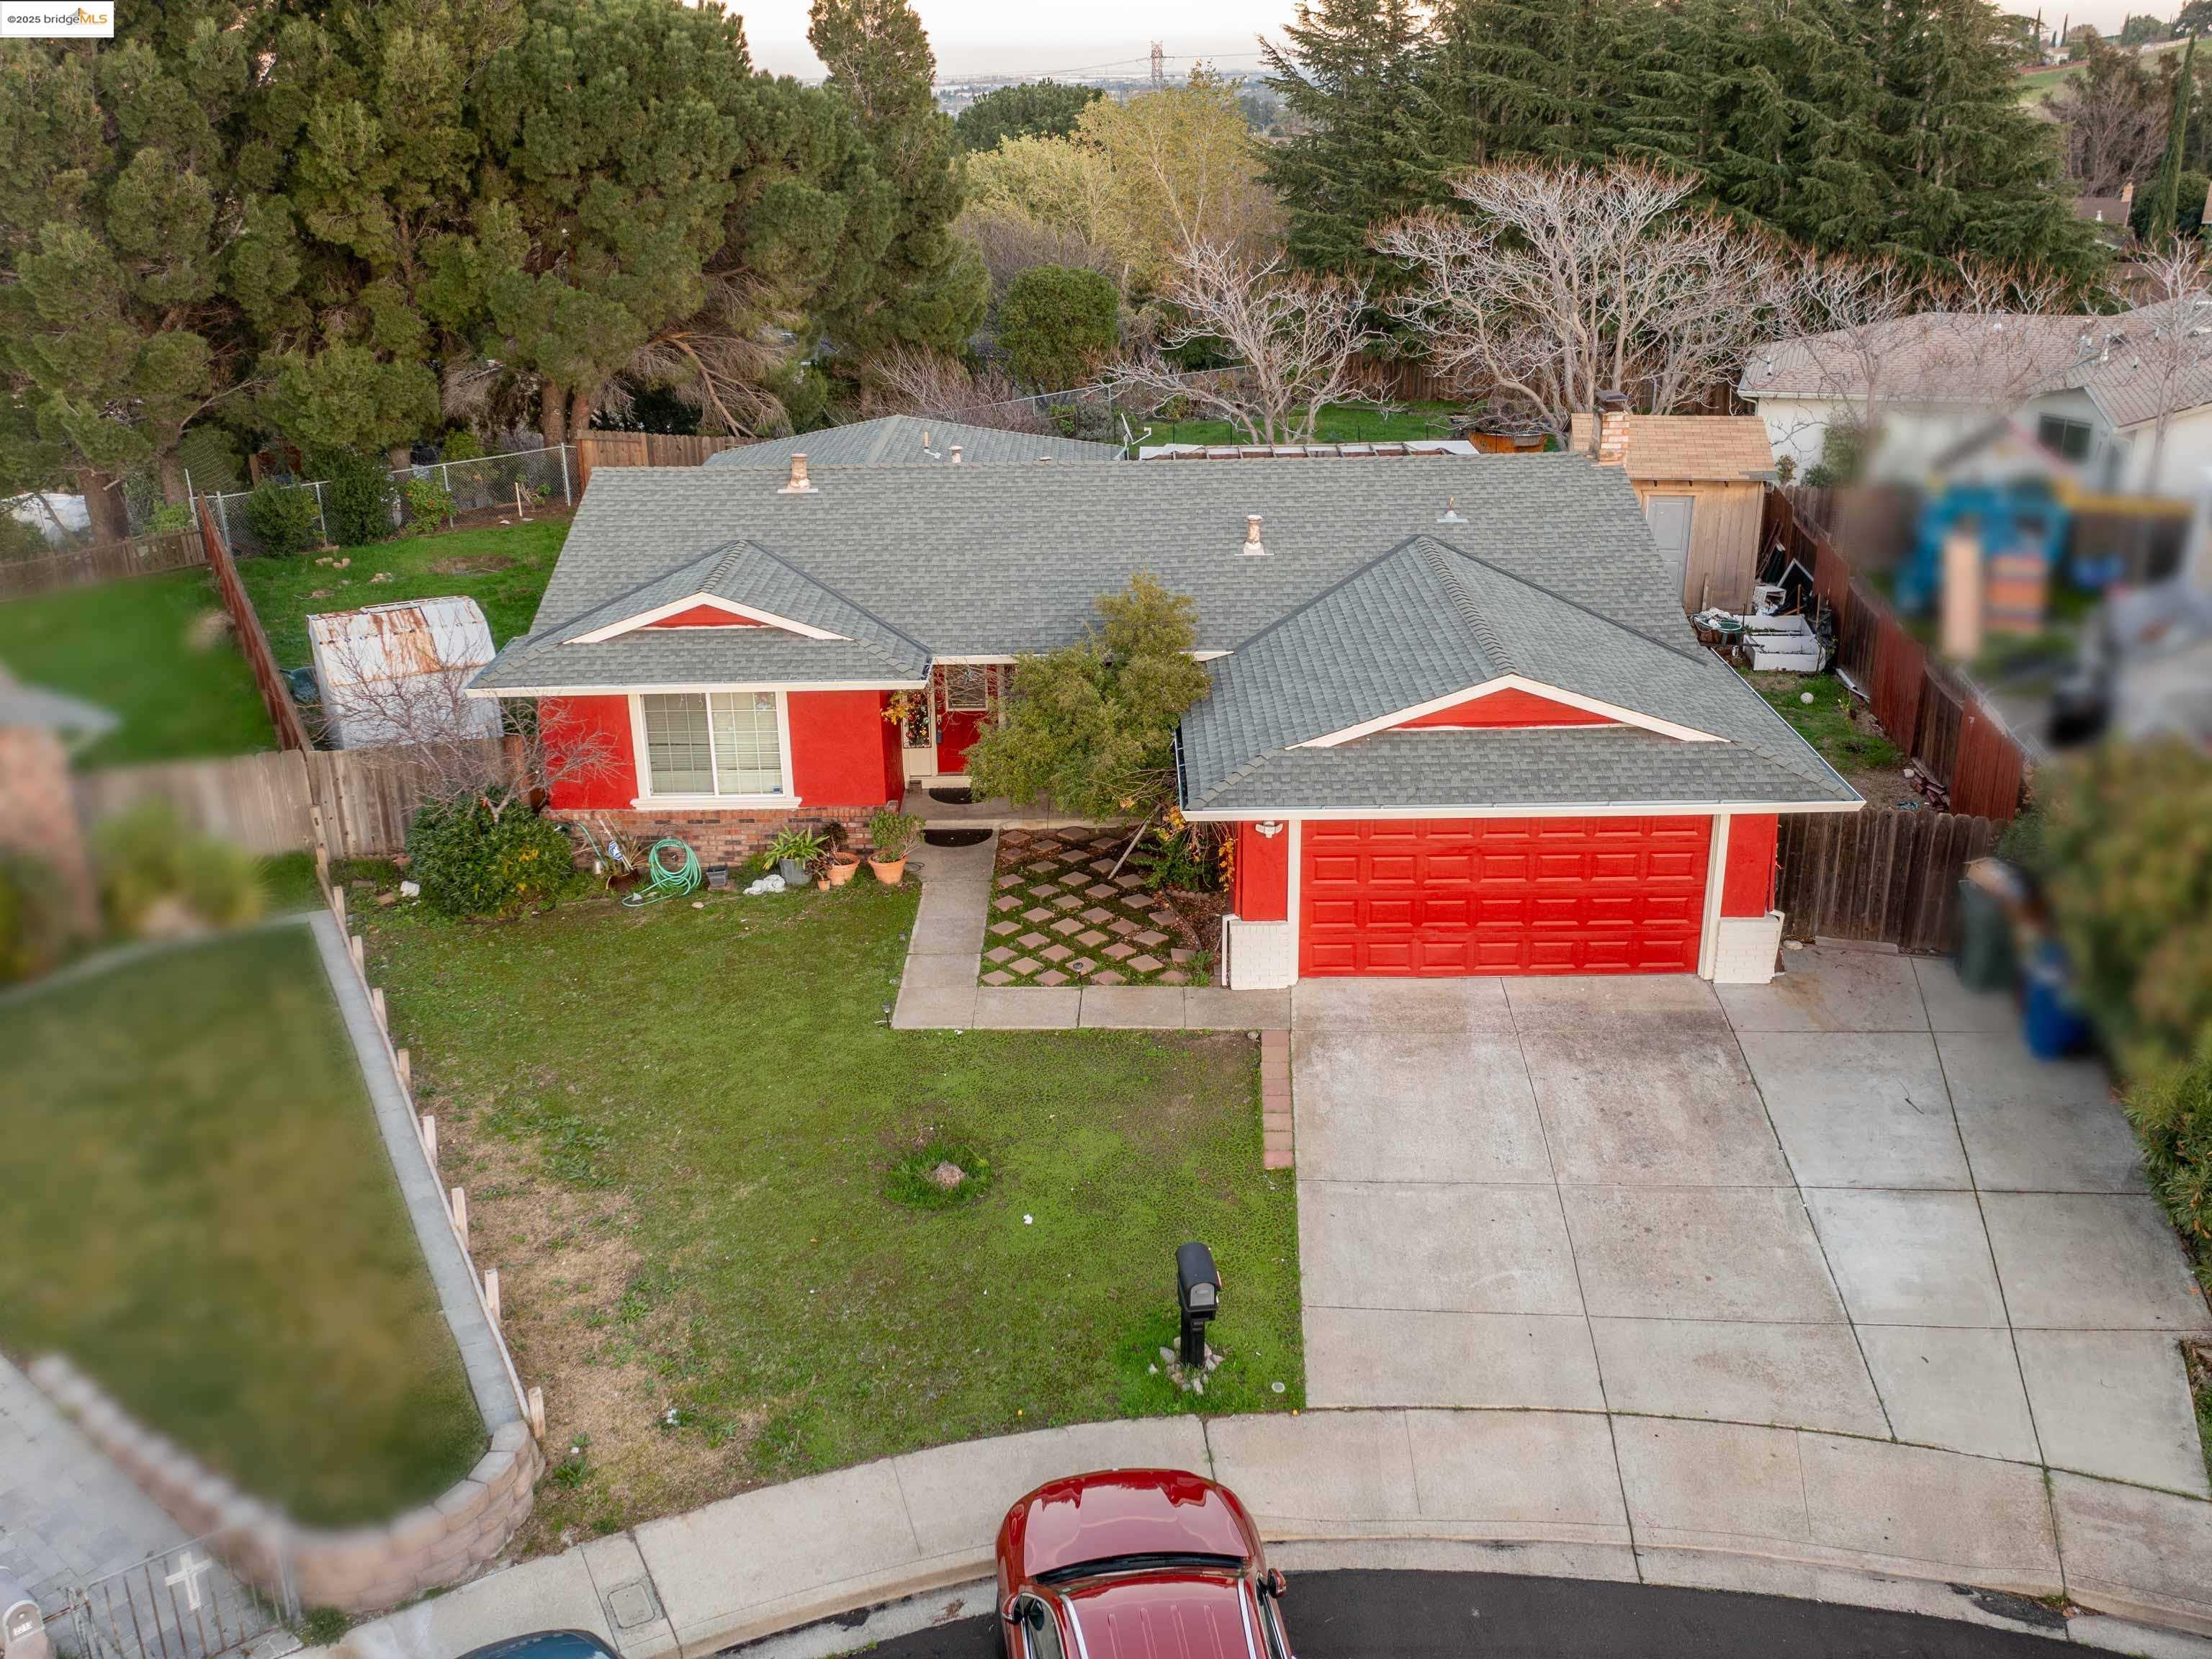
[1294,947,2212,1497]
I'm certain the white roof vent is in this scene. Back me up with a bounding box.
[949,444,964,464]
[1437,495,1466,525]
[778,453,817,495]
[1242,514,1267,555]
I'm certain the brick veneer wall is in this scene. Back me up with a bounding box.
[28,1356,544,1613]
[559,801,889,867]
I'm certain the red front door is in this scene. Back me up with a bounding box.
[1300,817,1712,976]
[935,664,997,774]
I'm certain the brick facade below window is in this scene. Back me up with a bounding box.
[555,804,888,868]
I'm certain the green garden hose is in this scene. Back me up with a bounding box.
[620,837,702,907]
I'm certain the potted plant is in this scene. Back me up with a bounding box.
[765,825,825,886]
[866,805,921,884]
[824,844,862,886]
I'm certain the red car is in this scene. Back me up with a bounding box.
[994,1468,1295,1659]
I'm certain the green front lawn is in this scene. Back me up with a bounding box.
[238,519,569,670]
[0,570,274,767]
[0,926,485,1526]
[364,879,1300,1543]
[1147,400,1465,448]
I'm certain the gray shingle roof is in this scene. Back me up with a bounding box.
[1177,536,1856,813]
[703,415,1123,468]
[475,454,1858,812]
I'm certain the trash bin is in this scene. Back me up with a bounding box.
[1956,879,2017,992]
[2023,940,2090,1060]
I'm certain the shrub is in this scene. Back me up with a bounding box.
[315,449,398,547]
[402,474,457,534]
[999,265,1120,391]
[143,501,195,534]
[439,428,485,462]
[94,800,265,937]
[0,853,74,984]
[242,480,323,558]
[866,806,922,861]
[407,796,577,918]
[2126,1033,2212,1260]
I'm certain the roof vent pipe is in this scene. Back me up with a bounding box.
[778,453,817,495]
[1242,514,1267,555]
[921,428,930,447]
[1438,495,1467,524]
[949,444,964,464]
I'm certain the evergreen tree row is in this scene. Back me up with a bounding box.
[1263,0,2103,284]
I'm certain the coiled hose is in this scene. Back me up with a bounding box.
[620,837,702,907]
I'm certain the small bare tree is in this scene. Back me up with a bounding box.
[1109,241,1385,445]
[2111,239,2212,484]
[310,626,617,819]
[1373,161,1799,438]
[861,344,1058,435]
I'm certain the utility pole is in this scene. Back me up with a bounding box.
[1150,40,1165,88]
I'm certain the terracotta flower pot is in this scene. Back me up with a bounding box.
[869,855,907,885]
[826,852,860,887]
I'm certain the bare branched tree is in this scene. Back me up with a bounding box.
[1109,241,1385,445]
[2109,240,2212,482]
[1373,161,1798,437]
[311,626,616,819]
[860,344,1058,434]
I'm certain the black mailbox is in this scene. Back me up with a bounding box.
[1176,1241,1220,1367]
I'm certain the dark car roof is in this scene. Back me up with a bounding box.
[1005,1469,1257,1576]
[455,1633,618,1659]
[1062,1573,1255,1659]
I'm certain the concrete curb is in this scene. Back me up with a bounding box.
[334,1409,2212,1659]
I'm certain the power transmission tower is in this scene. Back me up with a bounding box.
[1150,41,1165,88]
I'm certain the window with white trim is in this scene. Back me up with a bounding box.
[640,692,783,796]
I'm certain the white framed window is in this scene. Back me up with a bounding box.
[637,691,791,801]
[941,664,992,712]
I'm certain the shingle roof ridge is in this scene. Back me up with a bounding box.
[539,541,735,643]
[1218,534,1434,655]
[1416,534,1709,665]
[1414,538,1516,679]
[732,538,933,669]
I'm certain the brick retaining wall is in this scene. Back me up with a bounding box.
[28,1356,544,1614]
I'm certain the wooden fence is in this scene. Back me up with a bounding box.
[573,431,745,487]
[1776,808,1999,954]
[73,737,511,860]
[196,496,310,752]
[0,526,207,599]
[1761,488,2027,822]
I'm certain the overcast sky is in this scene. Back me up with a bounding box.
[723,0,2150,82]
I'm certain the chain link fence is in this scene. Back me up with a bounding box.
[204,445,575,557]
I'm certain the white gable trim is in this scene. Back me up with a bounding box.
[569,593,850,644]
[1293,675,1726,749]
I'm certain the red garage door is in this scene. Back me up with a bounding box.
[1300,817,1712,976]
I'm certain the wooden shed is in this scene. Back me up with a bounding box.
[1568,410,1776,613]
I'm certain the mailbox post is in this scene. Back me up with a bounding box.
[1175,1241,1220,1368]
[1,1572,50,1659]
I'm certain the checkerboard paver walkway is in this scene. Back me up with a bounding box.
[984,830,1211,989]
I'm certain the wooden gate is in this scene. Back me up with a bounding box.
[1776,808,1998,953]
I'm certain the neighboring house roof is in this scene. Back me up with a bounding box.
[474,454,1856,813]
[1563,415,1775,482]
[703,415,1123,468]
[1138,441,1480,460]
[0,667,116,739]
[1177,536,1854,814]
[1740,295,2212,431]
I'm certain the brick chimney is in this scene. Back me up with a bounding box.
[1242,514,1267,555]
[1595,391,1630,468]
[778,453,817,494]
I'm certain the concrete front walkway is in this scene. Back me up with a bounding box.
[1295,948,2212,1502]
[889,832,1288,1032]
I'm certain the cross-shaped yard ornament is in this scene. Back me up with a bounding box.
[163,1552,213,1612]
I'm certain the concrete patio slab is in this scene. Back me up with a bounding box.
[1294,977,1498,1032]
[1588,1317,1888,1436]
[1939,1033,2147,1193]
[899,951,983,990]
[2014,1330,2211,1496]
[1497,972,1722,1025]
[1613,1416,1811,1542]
[2051,1472,2212,1636]
[1292,1021,1550,1186]
[1854,1325,2042,1463]
[1181,988,1291,1029]
[1300,1181,1583,1316]
[889,984,976,1029]
[1807,1189,2010,1327]
[1560,1186,1846,1323]
[1075,986,1184,1029]
[1715,947,1929,1033]
[1403,1409,1629,1537]
[1302,1308,1604,1411]
[1982,1193,2212,1331]
[1912,957,2018,1033]
[969,987,1080,1029]
[1797,1434,2061,1586]
[1736,1032,1972,1190]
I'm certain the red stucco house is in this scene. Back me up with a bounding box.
[469,437,1861,989]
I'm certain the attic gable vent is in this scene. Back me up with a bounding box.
[1242,514,1267,555]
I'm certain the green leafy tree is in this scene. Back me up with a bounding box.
[954,80,1102,151]
[2149,30,2201,240]
[964,575,1211,819]
[997,265,1119,389]
[809,0,986,359]
[2120,12,2169,44]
